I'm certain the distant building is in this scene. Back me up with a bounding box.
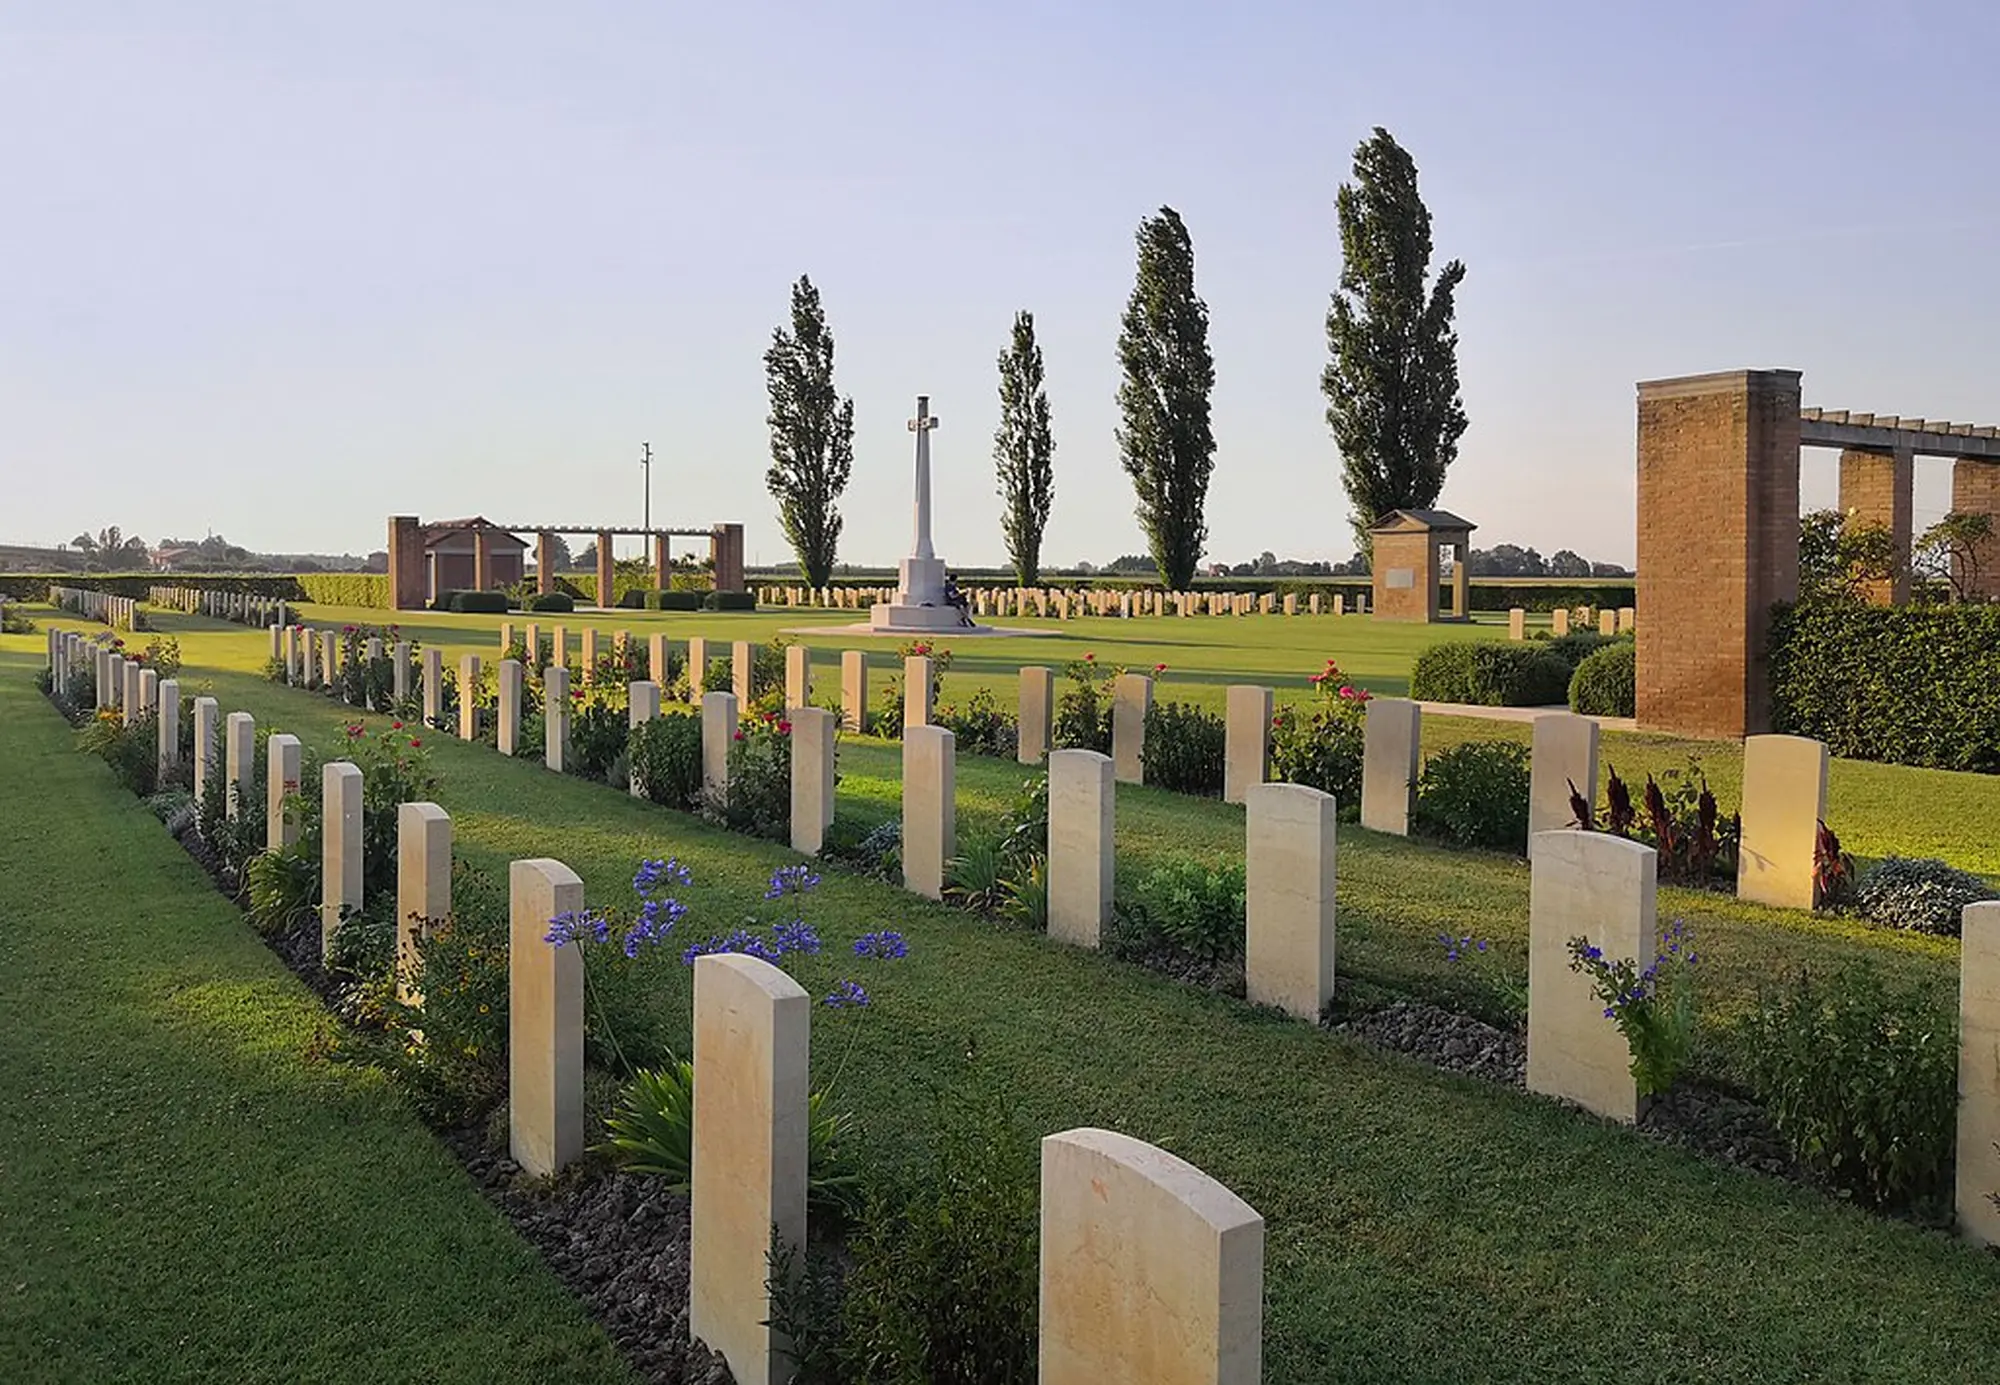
[420,518,528,596]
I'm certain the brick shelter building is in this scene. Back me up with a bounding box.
[387,515,747,611]
[1369,510,1475,623]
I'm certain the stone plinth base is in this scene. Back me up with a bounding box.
[869,601,977,633]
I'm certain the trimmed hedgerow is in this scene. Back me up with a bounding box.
[1767,600,2000,772]
[703,590,757,612]
[295,574,391,608]
[524,592,574,613]
[1409,642,1570,707]
[1853,856,1998,937]
[1568,642,1635,717]
[436,590,512,614]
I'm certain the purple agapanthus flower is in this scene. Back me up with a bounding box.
[545,907,611,948]
[823,980,870,1009]
[853,930,908,961]
[765,864,822,899]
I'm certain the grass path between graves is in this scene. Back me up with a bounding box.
[56,633,2000,1384]
[0,662,635,1385]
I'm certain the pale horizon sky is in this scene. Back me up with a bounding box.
[5,2,1997,570]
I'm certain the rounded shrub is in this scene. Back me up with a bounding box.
[646,590,703,612]
[703,590,757,612]
[1853,856,1998,937]
[525,591,575,613]
[1414,740,1532,852]
[1534,629,1618,672]
[446,590,512,614]
[1568,641,1635,716]
[1409,642,1570,707]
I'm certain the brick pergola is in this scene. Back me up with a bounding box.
[1635,370,2000,738]
[387,516,746,611]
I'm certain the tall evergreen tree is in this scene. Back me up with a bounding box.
[1116,207,1215,591]
[1323,128,1467,555]
[993,310,1056,586]
[764,275,855,588]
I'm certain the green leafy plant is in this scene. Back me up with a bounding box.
[1141,698,1225,797]
[937,686,1017,759]
[1126,857,1247,963]
[1269,658,1369,804]
[710,711,792,840]
[999,855,1048,931]
[601,1061,858,1218]
[772,1078,1039,1384]
[1415,739,1530,852]
[1853,856,1999,937]
[1052,653,1115,752]
[1741,963,1958,1210]
[1566,920,1699,1099]
[1567,640,1634,717]
[627,712,704,810]
[944,836,1009,912]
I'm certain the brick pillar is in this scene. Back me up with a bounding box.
[1451,541,1470,620]
[1837,447,1912,605]
[1951,459,2000,600]
[535,531,556,594]
[595,531,615,609]
[1635,369,1801,739]
[651,532,671,590]
[473,527,494,592]
[711,523,746,593]
[388,515,427,611]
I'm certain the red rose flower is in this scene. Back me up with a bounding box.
[409,737,422,748]
[392,721,403,730]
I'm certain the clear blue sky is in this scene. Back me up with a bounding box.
[6,1,1997,569]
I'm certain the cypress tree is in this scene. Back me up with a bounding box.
[1116,207,1215,591]
[1323,128,1468,554]
[993,310,1056,586]
[764,275,855,588]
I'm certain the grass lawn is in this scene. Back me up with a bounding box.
[24,613,2000,1383]
[0,657,634,1384]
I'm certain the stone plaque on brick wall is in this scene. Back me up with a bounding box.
[1385,568,1415,589]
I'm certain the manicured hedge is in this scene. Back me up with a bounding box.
[646,590,704,611]
[703,590,757,612]
[525,592,575,613]
[1768,600,2000,772]
[434,590,513,614]
[1409,642,1571,707]
[295,573,391,608]
[1568,642,1635,717]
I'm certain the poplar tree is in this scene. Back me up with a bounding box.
[993,310,1055,586]
[1323,128,1468,554]
[1116,207,1215,591]
[764,275,855,588]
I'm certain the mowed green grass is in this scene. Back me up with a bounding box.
[22,616,2000,1384]
[0,655,633,1385]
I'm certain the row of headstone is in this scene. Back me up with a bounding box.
[1522,826,2000,1246]
[1522,604,1636,639]
[752,584,1370,620]
[49,585,141,630]
[150,585,288,627]
[497,847,1266,1382]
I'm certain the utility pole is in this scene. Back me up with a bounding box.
[640,441,653,535]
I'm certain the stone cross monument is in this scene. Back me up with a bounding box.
[871,395,971,633]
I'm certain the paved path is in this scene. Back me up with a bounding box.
[1417,700,1638,732]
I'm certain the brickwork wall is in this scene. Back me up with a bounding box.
[1371,531,1436,622]
[1837,447,1913,604]
[387,516,427,611]
[1952,459,2000,600]
[1636,370,1800,738]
